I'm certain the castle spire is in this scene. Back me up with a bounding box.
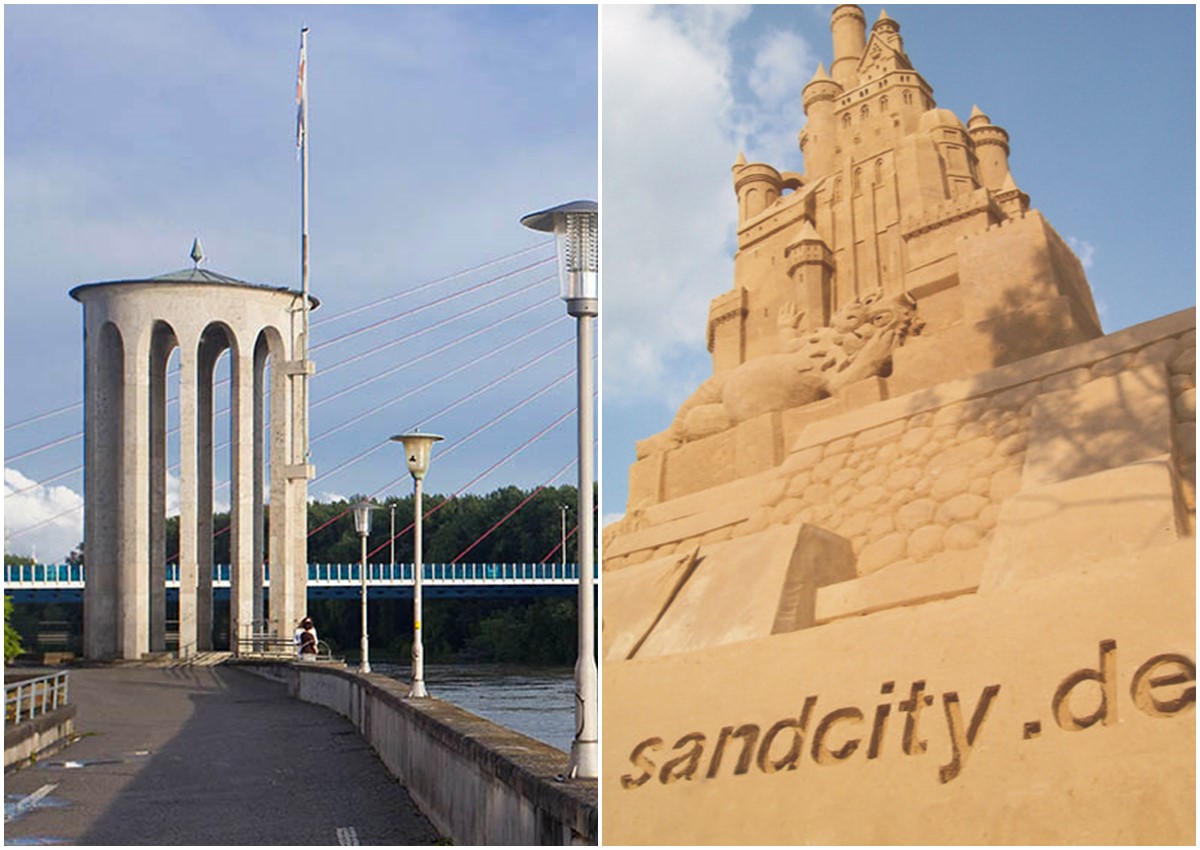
[872,7,902,49]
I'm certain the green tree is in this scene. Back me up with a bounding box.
[5,596,23,662]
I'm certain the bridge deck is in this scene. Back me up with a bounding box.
[4,562,595,602]
[3,665,441,845]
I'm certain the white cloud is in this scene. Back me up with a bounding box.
[602,8,821,420]
[749,29,816,107]
[1066,236,1104,320]
[602,5,749,410]
[1067,236,1096,270]
[740,29,817,169]
[4,468,84,563]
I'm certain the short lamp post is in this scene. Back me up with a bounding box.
[353,499,374,675]
[521,199,598,779]
[390,431,444,699]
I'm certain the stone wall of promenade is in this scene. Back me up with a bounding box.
[251,662,596,846]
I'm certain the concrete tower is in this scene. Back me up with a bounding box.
[72,254,317,660]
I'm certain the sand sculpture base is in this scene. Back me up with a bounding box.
[602,308,1195,844]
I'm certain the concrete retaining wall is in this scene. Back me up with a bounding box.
[4,704,77,772]
[253,662,596,845]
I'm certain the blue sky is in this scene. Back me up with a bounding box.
[4,4,1196,560]
[4,4,597,561]
[601,3,1197,523]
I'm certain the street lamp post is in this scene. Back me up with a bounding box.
[390,431,444,699]
[353,499,374,674]
[521,199,598,779]
[561,505,568,569]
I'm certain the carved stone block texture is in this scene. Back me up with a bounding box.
[614,524,854,660]
[981,456,1183,593]
[1022,363,1173,488]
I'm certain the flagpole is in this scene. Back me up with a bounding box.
[299,26,311,464]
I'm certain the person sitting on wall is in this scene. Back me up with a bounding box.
[297,617,319,657]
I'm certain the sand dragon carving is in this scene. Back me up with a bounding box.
[639,290,922,456]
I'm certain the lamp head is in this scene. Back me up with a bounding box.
[390,432,445,481]
[353,499,373,536]
[520,200,598,313]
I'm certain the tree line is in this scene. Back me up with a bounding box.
[8,485,591,666]
[161,484,581,567]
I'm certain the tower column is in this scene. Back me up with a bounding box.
[252,341,267,634]
[120,329,152,659]
[230,345,257,652]
[281,310,314,639]
[148,328,174,653]
[177,338,199,657]
[197,335,223,651]
[83,320,122,659]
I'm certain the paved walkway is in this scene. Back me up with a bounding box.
[4,664,441,845]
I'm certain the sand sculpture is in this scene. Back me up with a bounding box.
[603,6,1195,844]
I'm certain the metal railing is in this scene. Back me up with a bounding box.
[5,671,69,725]
[234,620,336,662]
[305,562,581,584]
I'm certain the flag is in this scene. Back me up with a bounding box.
[296,29,307,153]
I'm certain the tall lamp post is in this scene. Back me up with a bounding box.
[560,505,568,568]
[353,499,374,674]
[390,431,444,699]
[521,199,598,779]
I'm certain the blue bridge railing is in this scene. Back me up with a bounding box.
[3,562,594,601]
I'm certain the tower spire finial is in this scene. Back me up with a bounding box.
[190,237,204,268]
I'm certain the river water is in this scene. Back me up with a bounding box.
[371,662,576,754]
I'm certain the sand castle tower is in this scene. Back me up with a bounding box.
[604,7,1194,843]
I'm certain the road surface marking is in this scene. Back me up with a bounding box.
[336,826,359,845]
[6,784,59,821]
